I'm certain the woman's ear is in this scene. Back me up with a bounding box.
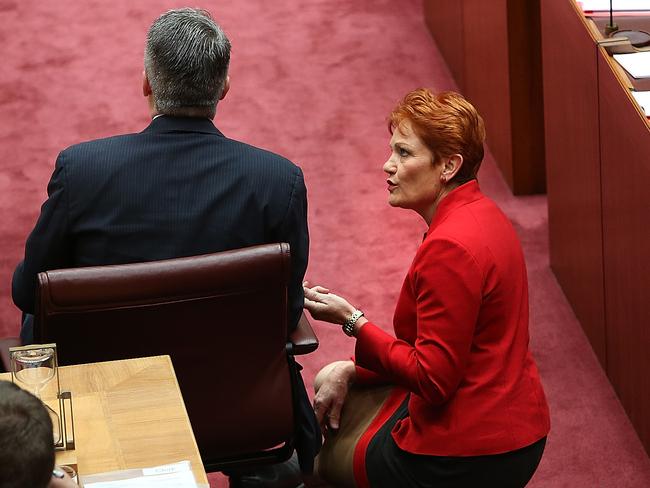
[441,154,463,183]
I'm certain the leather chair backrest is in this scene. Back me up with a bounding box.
[35,243,294,463]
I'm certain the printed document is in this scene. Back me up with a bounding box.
[579,0,650,11]
[631,91,650,115]
[614,51,650,78]
[83,460,198,488]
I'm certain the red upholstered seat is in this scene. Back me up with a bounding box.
[32,243,318,471]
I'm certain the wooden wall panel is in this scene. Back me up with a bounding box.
[423,0,464,89]
[462,0,513,188]
[541,0,606,366]
[599,51,650,454]
[422,0,546,194]
[507,0,546,194]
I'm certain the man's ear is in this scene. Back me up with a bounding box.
[219,75,230,101]
[142,71,152,97]
[442,154,464,181]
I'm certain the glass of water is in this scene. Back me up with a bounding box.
[11,347,56,399]
[11,347,61,444]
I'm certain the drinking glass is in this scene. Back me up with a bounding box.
[11,347,56,399]
[11,347,61,444]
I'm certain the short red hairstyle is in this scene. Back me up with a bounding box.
[389,89,486,184]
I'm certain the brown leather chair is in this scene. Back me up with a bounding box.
[31,243,318,472]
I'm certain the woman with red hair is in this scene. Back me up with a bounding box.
[304,89,550,487]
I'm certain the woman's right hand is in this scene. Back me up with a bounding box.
[313,360,356,433]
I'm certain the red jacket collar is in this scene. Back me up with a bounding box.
[428,180,483,233]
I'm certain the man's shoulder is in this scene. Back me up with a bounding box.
[59,132,140,159]
[58,130,303,185]
[221,137,301,173]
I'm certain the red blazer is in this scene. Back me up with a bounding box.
[355,181,550,457]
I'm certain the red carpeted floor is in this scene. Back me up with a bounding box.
[2,0,650,486]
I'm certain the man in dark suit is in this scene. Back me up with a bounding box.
[12,8,317,485]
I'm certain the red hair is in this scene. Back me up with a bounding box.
[389,89,486,184]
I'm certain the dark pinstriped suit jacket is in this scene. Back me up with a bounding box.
[12,115,309,332]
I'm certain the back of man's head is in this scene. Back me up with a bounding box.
[0,381,54,488]
[144,8,231,119]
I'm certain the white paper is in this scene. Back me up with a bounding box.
[141,462,189,476]
[631,90,650,115]
[84,461,197,488]
[614,51,650,78]
[579,0,650,11]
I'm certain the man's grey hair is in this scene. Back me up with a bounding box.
[144,8,231,118]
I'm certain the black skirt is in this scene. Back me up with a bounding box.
[366,397,546,488]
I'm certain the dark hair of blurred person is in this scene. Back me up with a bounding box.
[0,381,54,488]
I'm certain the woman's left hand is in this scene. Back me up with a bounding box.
[313,361,356,433]
[303,282,357,325]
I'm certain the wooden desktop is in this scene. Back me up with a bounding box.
[0,355,209,487]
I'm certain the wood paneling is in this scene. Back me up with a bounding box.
[542,0,650,456]
[423,0,464,89]
[463,0,514,188]
[541,0,606,366]
[599,50,650,454]
[422,0,546,195]
[508,0,546,194]
[428,0,650,455]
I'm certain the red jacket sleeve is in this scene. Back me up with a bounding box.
[355,236,483,405]
[354,363,389,385]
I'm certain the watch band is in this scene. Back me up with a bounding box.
[342,309,364,337]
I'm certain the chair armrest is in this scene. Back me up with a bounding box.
[289,313,319,355]
[0,337,22,373]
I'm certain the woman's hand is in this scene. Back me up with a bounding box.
[303,282,357,325]
[313,361,356,433]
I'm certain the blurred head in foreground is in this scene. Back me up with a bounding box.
[0,381,54,488]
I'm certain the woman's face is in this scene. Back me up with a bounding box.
[383,120,444,223]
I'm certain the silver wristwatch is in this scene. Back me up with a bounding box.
[342,309,364,337]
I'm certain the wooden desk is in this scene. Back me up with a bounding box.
[1,355,208,487]
[598,43,650,459]
[591,16,650,92]
[542,0,650,456]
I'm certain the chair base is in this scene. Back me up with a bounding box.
[204,442,294,473]
[225,450,302,488]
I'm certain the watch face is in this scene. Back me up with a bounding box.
[343,310,363,336]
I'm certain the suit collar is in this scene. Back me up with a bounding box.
[428,180,483,233]
[142,115,224,137]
